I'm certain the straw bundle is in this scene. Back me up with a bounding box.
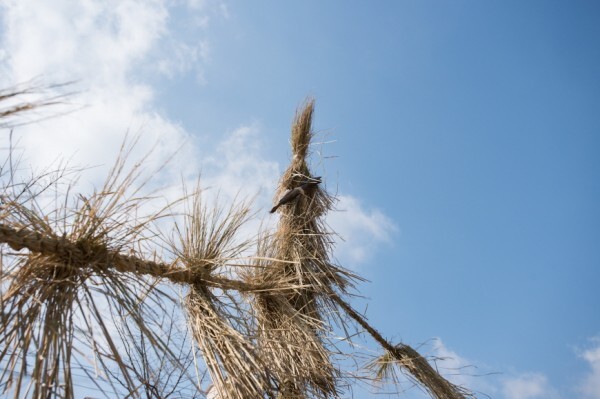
[170,185,276,398]
[246,100,359,398]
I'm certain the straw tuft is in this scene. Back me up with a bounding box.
[169,184,277,398]
[249,99,361,398]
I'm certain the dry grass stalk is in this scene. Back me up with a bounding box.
[0,81,73,128]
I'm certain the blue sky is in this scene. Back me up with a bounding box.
[1,1,599,398]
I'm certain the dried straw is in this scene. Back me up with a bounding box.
[0,86,476,399]
[0,80,74,128]
[246,99,359,398]
[170,184,276,398]
[0,136,202,398]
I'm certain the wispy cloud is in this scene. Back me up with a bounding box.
[327,195,397,265]
[424,339,498,398]
[418,339,561,399]
[203,124,280,203]
[501,373,559,399]
[429,335,600,399]
[495,336,600,399]
[579,338,600,399]
[0,0,221,186]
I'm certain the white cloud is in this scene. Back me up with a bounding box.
[501,373,559,399]
[579,339,600,399]
[424,339,498,398]
[199,123,281,241]
[428,340,564,399]
[0,0,395,267]
[1,0,168,84]
[156,39,210,81]
[0,0,215,188]
[430,340,564,399]
[431,339,477,388]
[203,124,280,204]
[327,195,397,265]
[429,336,600,399]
